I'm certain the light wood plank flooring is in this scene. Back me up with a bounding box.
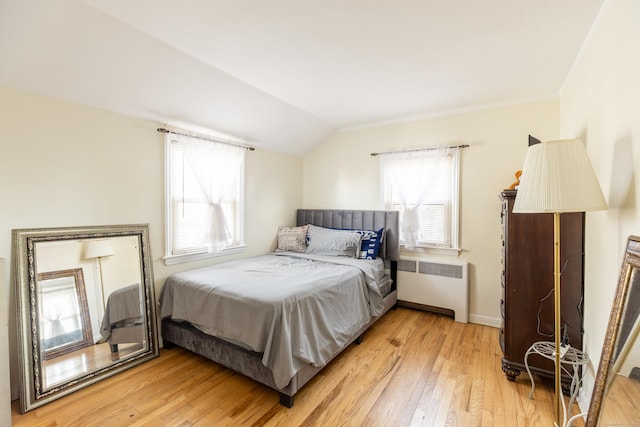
[12,308,585,426]
[42,342,144,389]
[597,372,640,425]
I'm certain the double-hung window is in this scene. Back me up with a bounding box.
[164,132,246,264]
[381,147,460,251]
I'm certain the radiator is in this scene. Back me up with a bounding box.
[396,257,469,323]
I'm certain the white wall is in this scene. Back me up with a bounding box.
[303,99,561,325]
[559,0,640,409]
[0,85,303,400]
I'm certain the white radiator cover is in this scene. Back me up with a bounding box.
[396,257,469,323]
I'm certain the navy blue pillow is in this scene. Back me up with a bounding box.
[355,228,384,260]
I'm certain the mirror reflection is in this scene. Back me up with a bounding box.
[586,236,640,426]
[13,225,159,413]
[612,267,640,366]
[35,236,146,392]
[37,269,93,364]
[596,267,640,425]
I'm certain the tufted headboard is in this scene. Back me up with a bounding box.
[296,209,400,262]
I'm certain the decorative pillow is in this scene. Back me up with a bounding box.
[323,226,385,260]
[305,224,362,258]
[354,227,385,260]
[276,225,309,253]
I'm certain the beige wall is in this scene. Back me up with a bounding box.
[303,99,561,325]
[559,0,640,409]
[0,85,303,399]
[0,259,9,425]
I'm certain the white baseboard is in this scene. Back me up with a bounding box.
[575,366,595,418]
[469,313,501,328]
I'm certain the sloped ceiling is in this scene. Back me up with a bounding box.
[0,0,604,156]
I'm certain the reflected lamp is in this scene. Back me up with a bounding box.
[84,240,114,311]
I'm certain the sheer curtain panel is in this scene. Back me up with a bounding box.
[169,133,245,254]
[381,147,452,249]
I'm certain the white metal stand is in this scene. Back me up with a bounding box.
[525,341,589,427]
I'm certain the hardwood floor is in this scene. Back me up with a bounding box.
[12,308,585,426]
[597,373,640,425]
[42,342,144,389]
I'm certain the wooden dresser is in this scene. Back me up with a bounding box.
[499,190,585,389]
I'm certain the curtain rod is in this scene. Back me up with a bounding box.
[370,144,469,157]
[157,127,255,151]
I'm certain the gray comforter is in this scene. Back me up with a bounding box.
[101,283,142,340]
[159,253,385,388]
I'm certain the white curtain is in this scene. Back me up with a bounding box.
[381,147,451,249]
[40,284,80,343]
[178,135,245,252]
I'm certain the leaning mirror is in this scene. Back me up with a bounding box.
[585,235,640,426]
[12,224,159,413]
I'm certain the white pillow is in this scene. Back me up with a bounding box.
[305,224,362,258]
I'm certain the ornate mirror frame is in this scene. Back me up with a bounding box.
[12,224,159,413]
[585,235,640,426]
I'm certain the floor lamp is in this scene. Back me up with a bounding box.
[84,239,114,311]
[513,139,607,426]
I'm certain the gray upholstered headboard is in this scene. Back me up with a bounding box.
[296,209,400,262]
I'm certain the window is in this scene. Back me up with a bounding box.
[164,132,246,264]
[381,147,460,251]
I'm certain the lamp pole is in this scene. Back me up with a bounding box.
[97,256,107,311]
[553,212,562,425]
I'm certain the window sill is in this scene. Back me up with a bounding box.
[163,245,247,266]
[400,245,462,257]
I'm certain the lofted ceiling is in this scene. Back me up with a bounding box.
[0,0,604,156]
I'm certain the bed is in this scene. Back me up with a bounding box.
[160,209,399,407]
[100,283,145,353]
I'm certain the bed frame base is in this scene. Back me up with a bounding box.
[161,290,396,407]
[279,393,294,408]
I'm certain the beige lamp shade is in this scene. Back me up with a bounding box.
[84,240,114,259]
[513,139,608,213]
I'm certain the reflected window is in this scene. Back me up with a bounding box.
[39,277,83,351]
[37,269,93,361]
